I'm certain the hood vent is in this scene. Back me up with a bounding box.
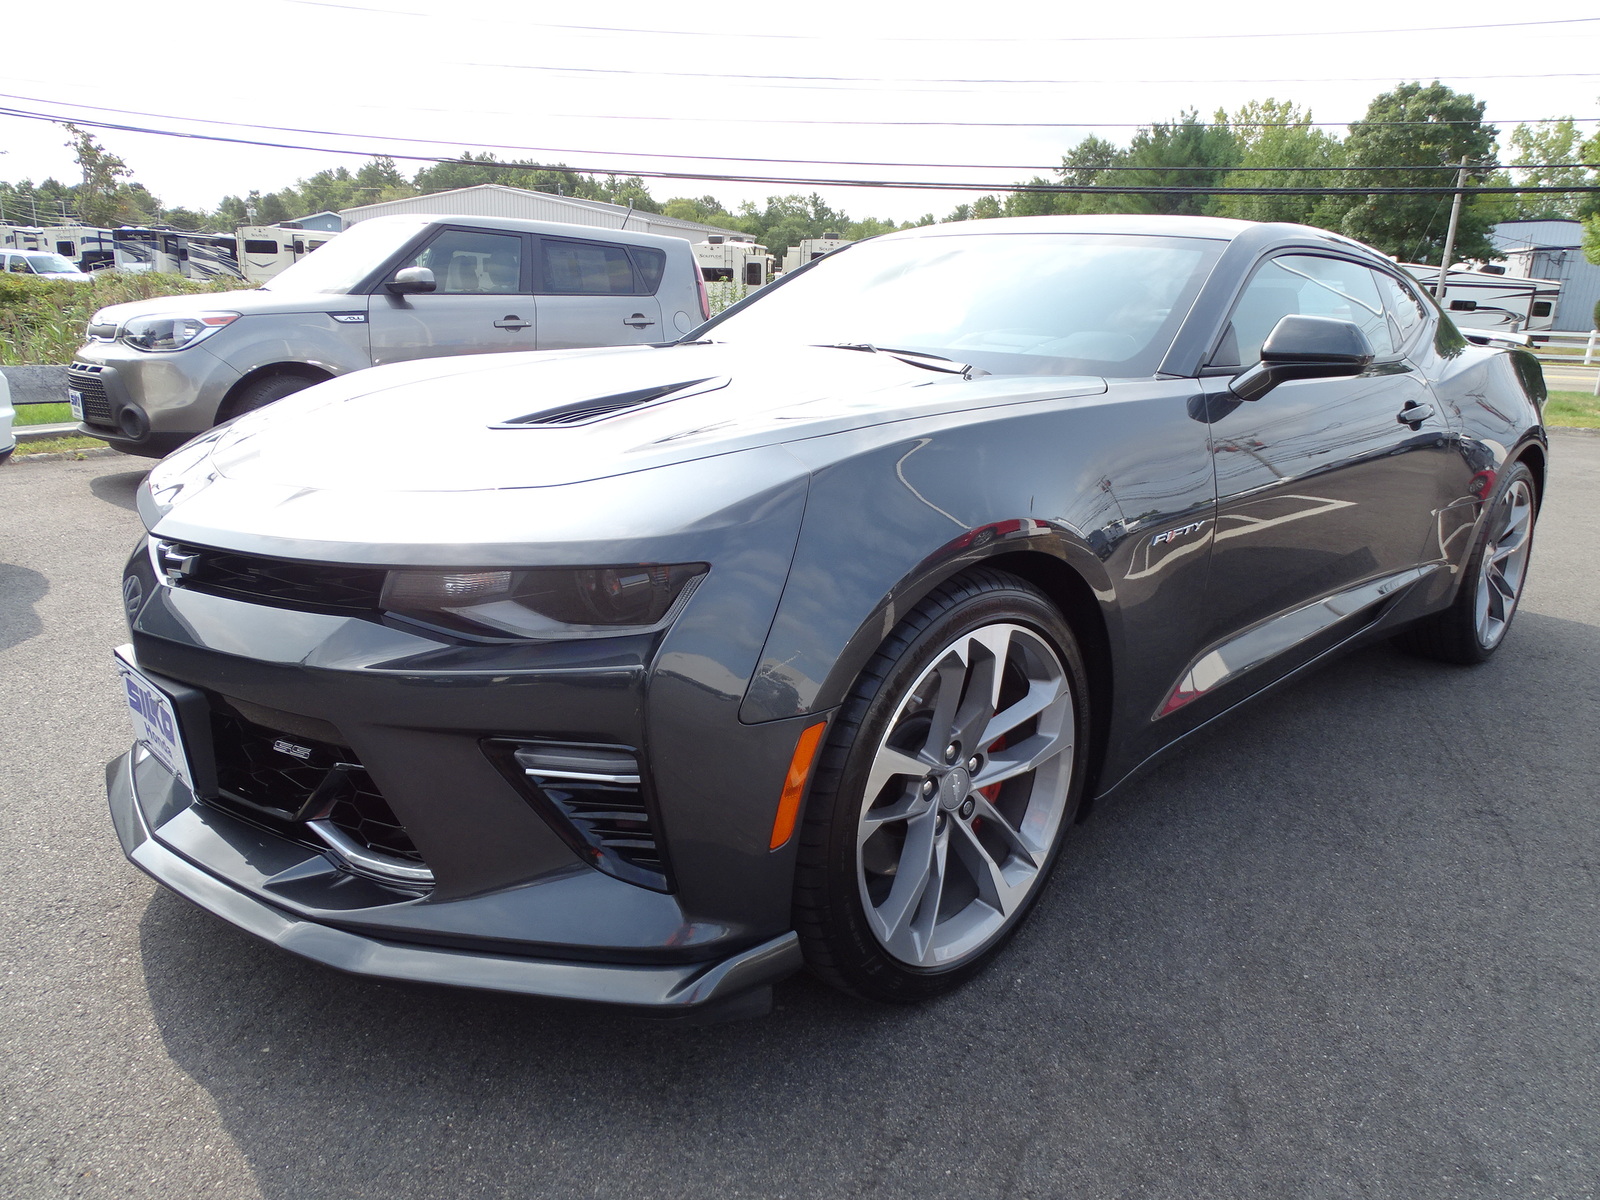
[493,376,729,429]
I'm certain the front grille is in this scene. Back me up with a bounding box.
[68,363,113,427]
[209,707,426,867]
[158,540,386,614]
[485,740,670,891]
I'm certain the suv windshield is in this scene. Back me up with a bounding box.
[263,219,429,295]
[700,232,1223,378]
[24,253,77,274]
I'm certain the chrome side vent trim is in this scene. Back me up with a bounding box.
[483,739,670,892]
[491,376,728,429]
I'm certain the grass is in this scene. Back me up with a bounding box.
[13,402,72,426]
[1546,389,1600,428]
[12,434,108,457]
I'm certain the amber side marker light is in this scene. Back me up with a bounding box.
[769,721,828,850]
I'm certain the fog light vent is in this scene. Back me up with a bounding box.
[483,739,669,892]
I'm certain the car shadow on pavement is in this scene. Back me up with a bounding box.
[132,614,1600,1200]
[0,562,48,650]
[89,469,148,513]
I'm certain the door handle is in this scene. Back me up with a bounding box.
[494,315,530,330]
[1397,401,1434,429]
[623,313,655,329]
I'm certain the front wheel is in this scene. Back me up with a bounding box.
[226,373,317,420]
[793,569,1089,1002]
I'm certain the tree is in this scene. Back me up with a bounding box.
[412,152,583,199]
[63,123,153,226]
[1333,82,1498,264]
[663,194,738,228]
[1506,119,1589,220]
[1213,99,1344,225]
[1114,111,1239,216]
[1003,178,1066,217]
[1051,135,1128,214]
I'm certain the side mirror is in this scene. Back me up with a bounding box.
[387,266,436,295]
[1230,315,1374,402]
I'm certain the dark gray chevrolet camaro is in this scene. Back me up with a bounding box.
[107,215,1547,1015]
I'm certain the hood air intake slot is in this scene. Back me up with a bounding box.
[492,376,728,429]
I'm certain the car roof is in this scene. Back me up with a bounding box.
[877,213,1379,257]
[358,212,690,252]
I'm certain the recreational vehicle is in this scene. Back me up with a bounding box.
[43,226,115,272]
[236,224,339,285]
[694,236,772,286]
[1402,263,1561,334]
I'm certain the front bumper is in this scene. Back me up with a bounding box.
[109,748,802,1013]
[70,343,240,456]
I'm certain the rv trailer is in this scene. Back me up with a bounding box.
[1402,263,1561,334]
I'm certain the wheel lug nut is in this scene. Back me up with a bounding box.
[966,756,979,772]
[921,779,935,796]
[944,743,959,762]
[959,797,976,820]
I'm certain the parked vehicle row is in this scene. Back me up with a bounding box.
[105,214,1547,1017]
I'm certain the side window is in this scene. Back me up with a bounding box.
[541,239,638,295]
[405,229,525,295]
[8,254,32,274]
[1377,272,1427,344]
[244,239,279,255]
[1215,254,1395,367]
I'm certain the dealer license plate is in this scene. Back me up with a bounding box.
[68,388,84,421]
[115,649,193,789]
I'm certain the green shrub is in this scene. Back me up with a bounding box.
[0,271,250,366]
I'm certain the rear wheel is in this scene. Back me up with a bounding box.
[793,569,1089,1002]
[1398,461,1537,664]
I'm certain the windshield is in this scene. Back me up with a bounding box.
[263,218,428,294]
[24,253,78,274]
[700,232,1223,378]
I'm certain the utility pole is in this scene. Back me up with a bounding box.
[1434,156,1470,301]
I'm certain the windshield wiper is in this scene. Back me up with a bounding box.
[814,343,988,378]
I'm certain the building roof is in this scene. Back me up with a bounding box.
[1491,219,1584,253]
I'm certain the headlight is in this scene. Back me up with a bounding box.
[380,564,708,640]
[121,311,240,352]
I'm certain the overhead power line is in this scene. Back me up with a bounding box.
[3,104,1596,197]
[460,61,1600,92]
[277,3,1600,45]
[5,90,1593,175]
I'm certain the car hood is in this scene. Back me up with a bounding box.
[188,342,1108,493]
[93,286,357,327]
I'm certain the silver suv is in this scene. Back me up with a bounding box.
[70,214,710,457]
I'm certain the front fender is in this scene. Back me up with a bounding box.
[739,383,1218,746]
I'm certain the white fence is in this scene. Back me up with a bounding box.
[1528,331,1600,396]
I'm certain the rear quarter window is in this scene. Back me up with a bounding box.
[630,247,666,293]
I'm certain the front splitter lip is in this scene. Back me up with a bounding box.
[106,751,802,1013]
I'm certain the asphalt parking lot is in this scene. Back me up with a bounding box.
[3,434,1598,1200]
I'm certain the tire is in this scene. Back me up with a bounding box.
[793,568,1089,1002]
[1398,461,1538,665]
[227,373,317,419]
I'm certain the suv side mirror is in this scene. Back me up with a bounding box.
[1230,315,1375,402]
[387,266,436,295]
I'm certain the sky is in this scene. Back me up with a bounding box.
[1,0,1597,226]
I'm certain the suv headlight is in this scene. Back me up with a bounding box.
[381,564,708,640]
[121,311,240,352]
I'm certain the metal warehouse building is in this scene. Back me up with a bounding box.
[338,184,744,244]
[1491,219,1599,333]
